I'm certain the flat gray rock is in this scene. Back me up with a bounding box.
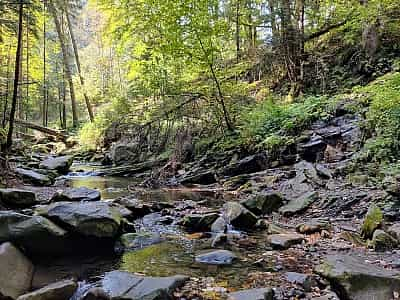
[39,156,73,175]
[229,288,274,300]
[315,254,400,300]
[195,249,237,265]
[100,270,189,300]
[15,168,52,186]
[17,279,77,300]
[51,187,101,202]
[267,233,304,249]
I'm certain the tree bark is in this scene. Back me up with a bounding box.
[5,1,23,150]
[48,0,79,128]
[65,2,94,122]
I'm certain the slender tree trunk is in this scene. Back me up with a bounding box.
[43,0,47,126]
[48,0,78,128]
[236,0,241,63]
[65,2,94,122]
[5,1,24,150]
[197,34,233,131]
[2,45,12,128]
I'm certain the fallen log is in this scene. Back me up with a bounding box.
[7,118,68,141]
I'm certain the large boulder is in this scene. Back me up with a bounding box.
[0,242,34,300]
[0,212,68,255]
[93,270,188,300]
[220,153,268,177]
[315,254,400,300]
[17,279,77,300]
[51,187,101,202]
[223,202,258,230]
[371,229,398,252]
[241,191,285,215]
[38,202,122,238]
[229,288,274,300]
[15,168,52,186]
[279,191,318,216]
[110,143,139,165]
[39,156,73,175]
[0,188,37,208]
[182,213,220,232]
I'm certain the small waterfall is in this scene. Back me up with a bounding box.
[70,281,97,300]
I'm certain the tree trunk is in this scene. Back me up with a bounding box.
[2,44,12,128]
[5,1,23,150]
[65,2,94,122]
[236,0,241,63]
[48,0,79,128]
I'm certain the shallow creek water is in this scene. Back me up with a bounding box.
[33,163,274,292]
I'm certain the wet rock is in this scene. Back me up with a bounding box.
[15,168,52,186]
[279,191,318,216]
[17,279,77,300]
[195,249,237,265]
[296,219,330,234]
[223,202,258,230]
[51,187,101,202]
[285,272,315,292]
[229,288,274,300]
[0,188,37,208]
[0,212,67,255]
[0,242,34,300]
[82,287,110,300]
[115,232,162,253]
[39,156,73,175]
[211,233,228,248]
[220,153,268,177]
[361,204,383,239]
[180,171,216,185]
[38,202,122,238]
[315,254,400,300]
[211,217,227,233]
[113,198,152,219]
[241,191,284,215]
[182,213,219,232]
[267,233,304,249]
[99,270,188,300]
[371,229,398,252]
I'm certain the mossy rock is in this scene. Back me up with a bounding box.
[361,204,383,239]
[371,229,398,252]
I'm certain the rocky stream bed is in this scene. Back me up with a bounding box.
[2,105,400,300]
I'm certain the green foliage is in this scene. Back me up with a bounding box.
[357,72,400,161]
[79,97,131,150]
[237,95,339,151]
